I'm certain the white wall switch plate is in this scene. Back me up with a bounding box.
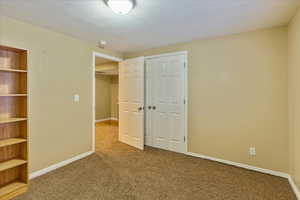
[249,147,256,156]
[74,94,80,102]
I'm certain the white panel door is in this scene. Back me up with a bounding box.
[146,54,186,153]
[119,57,144,150]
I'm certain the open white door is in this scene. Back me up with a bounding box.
[119,57,145,150]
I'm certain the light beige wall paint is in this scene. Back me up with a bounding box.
[288,8,300,190]
[95,62,119,120]
[95,75,111,120]
[110,76,119,119]
[126,27,289,172]
[0,16,123,173]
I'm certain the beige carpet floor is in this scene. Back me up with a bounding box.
[14,121,296,200]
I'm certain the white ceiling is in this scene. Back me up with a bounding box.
[0,0,299,53]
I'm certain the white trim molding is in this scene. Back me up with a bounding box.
[186,152,289,178]
[145,51,188,59]
[95,117,118,123]
[93,52,123,62]
[288,175,300,199]
[95,118,112,123]
[29,151,93,179]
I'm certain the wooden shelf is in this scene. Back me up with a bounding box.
[0,182,27,198]
[0,94,27,97]
[0,159,27,172]
[0,138,27,148]
[0,118,27,124]
[0,68,27,73]
[0,44,28,199]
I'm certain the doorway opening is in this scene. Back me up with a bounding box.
[92,52,122,152]
[92,51,188,154]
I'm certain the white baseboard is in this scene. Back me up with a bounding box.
[29,151,93,179]
[95,117,118,123]
[110,117,118,121]
[288,175,300,199]
[186,152,289,178]
[95,118,111,123]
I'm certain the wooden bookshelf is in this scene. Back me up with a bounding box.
[0,160,27,172]
[0,118,27,125]
[0,139,27,148]
[0,68,27,73]
[0,45,28,200]
[0,182,27,200]
[0,94,27,97]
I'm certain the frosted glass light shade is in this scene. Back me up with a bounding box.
[107,0,134,15]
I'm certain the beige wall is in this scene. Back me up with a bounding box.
[95,61,119,120]
[0,16,122,173]
[111,76,119,119]
[95,75,111,120]
[126,27,289,173]
[288,8,300,190]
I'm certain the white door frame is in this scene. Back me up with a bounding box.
[145,51,188,154]
[92,52,123,152]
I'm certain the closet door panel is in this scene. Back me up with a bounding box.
[145,59,155,146]
[147,54,186,153]
[152,112,168,150]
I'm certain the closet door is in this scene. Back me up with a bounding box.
[146,54,186,153]
[119,57,145,150]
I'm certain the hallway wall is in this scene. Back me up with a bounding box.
[95,75,112,120]
[95,73,119,121]
[111,76,119,119]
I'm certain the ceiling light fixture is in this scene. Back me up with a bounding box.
[98,40,107,49]
[105,0,134,15]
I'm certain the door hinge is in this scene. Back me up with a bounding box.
[184,99,186,104]
[184,136,186,142]
[184,62,186,68]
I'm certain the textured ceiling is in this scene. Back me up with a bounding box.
[0,0,299,53]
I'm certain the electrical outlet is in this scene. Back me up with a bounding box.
[249,147,256,156]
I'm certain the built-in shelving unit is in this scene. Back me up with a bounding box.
[0,45,28,200]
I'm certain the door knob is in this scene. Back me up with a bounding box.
[148,106,152,110]
[138,107,143,111]
[152,106,156,110]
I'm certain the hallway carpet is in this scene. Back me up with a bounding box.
[14,121,296,200]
